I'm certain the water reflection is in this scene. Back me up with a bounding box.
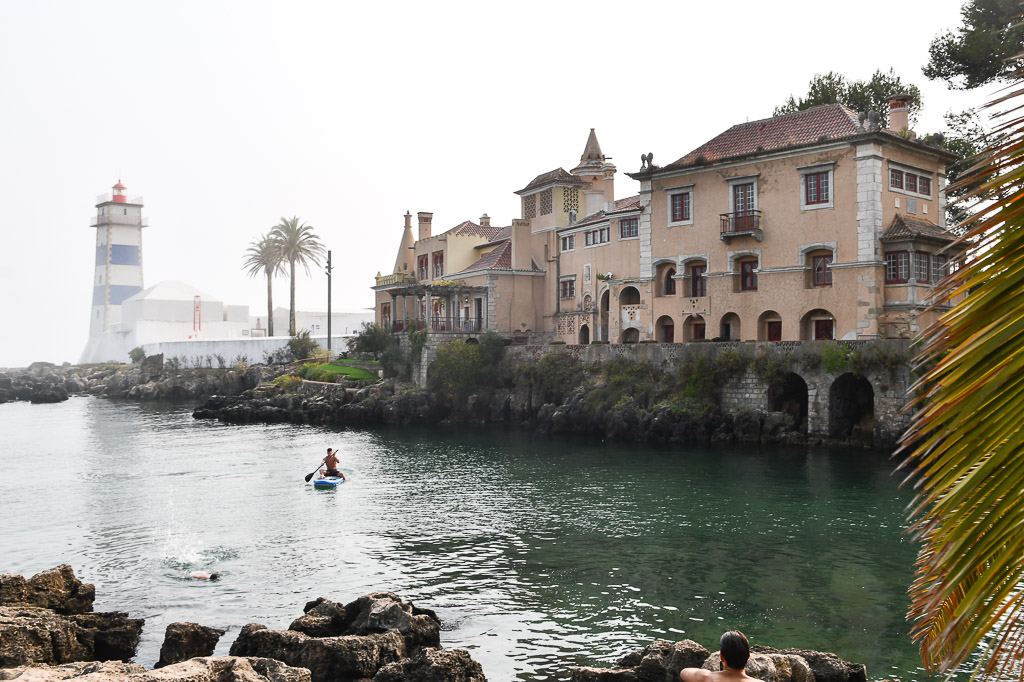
[0,398,926,680]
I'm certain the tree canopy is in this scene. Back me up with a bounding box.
[924,0,1024,89]
[243,233,284,336]
[774,69,922,127]
[270,216,325,337]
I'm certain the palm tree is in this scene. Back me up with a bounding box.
[270,216,325,336]
[242,234,283,336]
[900,66,1024,679]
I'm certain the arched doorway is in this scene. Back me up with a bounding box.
[829,373,874,443]
[464,337,479,345]
[684,315,707,341]
[600,290,610,341]
[656,315,675,343]
[579,325,590,345]
[758,310,783,342]
[802,308,836,340]
[621,328,640,343]
[769,372,808,432]
[720,312,741,340]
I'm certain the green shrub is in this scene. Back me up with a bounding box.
[380,344,406,379]
[428,340,482,398]
[752,352,786,382]
[129,347,146,364]
[584,357,661,414]
[822,343,858,374]
[408,329,427,362]
[349,323,395,357]
[477,332,506,386]
[286,330,320,361]
[272,375,304,392]
[512,352,584,405]
[718,349,751,376]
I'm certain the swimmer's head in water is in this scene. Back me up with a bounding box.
[209,573,221,581]
[720,630,750,670]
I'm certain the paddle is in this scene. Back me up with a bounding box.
[304,464,323,483]
[304,448,338,482]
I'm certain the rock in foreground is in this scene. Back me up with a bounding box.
[0,656,310,682]
[155,622,226,668]
[0,567,142,667]
[231,592,482,682]
[571,639,864,682]
[0,565,95,615]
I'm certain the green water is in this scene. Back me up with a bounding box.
[0,397,926,680]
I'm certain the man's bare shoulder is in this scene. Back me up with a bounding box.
[680,667,716,682]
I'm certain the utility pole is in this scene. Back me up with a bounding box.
[326,250,333,360]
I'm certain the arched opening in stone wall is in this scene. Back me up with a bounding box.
[720,312,741,340]
[769,372,808,432]
[656,315,675,343]
[620,286,641,304]
[829,373,874,443]
[600,290,610,341]
[579,324,590,345]
[464,337,478,345]
[621,328,640,343]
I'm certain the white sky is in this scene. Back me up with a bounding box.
[0,0,993,368]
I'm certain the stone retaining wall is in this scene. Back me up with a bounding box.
[411,338,913,446]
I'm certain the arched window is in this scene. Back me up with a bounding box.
[664,268,676,295]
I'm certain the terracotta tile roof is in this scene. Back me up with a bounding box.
[611,195,641,212]
[443,220,503,240]
[667,104,861,169]
[516,167,586,194]
[881,214,958,244]
[566,195,641,229]
[476,225,511,248]
[454,241,512,274]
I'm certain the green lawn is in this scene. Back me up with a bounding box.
[312,363,378,381]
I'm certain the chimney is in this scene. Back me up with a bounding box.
[417,211,433,240]
[480,213,490,227]
[604,171,615,209]
[511,219,532,270]
[886,94,911,134]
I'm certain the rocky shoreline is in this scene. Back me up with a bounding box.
[193,378,817,448]
[0,566,878,682]
[0,357,274,405]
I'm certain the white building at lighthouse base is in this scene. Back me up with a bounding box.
[79,280,374,366]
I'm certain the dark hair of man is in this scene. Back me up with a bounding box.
[720,630,750,670]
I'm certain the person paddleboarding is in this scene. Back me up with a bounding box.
[320,448,346,480]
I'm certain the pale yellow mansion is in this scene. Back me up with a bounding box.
[373,96,962,344]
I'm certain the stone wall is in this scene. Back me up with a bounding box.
[413,337,913,446]
[141,334,355,368]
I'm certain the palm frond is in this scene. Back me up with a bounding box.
[270,215,325,276]
[900,59,1024,680]
[242,234,284,279]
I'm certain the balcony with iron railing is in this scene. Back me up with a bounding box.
[374,272,416,287]
[390,317,483,333]
[720,210,763,242]
[90,214,148,227]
